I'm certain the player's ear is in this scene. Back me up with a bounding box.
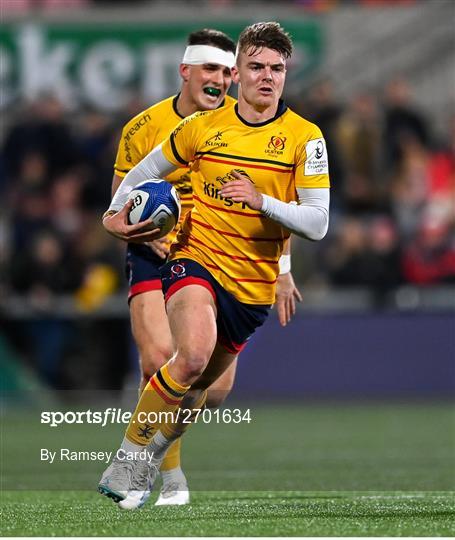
[179,64,190,82]
[231,65,240,84]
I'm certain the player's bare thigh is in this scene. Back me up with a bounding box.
[129,290,173,381]
[166,284,218,385]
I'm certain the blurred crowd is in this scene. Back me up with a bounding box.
[1,77,454,387]
[1,77,454,310]
[1,95,127,313]
[290,78,455,301]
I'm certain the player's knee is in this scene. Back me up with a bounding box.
[180,360,207,381]
[177,351,210,382]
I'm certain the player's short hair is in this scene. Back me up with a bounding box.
[237,22,293,60]
[188,29,236,54]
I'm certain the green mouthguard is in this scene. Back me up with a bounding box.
[204,87,221,96]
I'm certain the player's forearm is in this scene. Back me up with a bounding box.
[261,188,329,241]
[109,145,176,212]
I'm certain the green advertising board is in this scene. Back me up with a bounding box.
[0,21,323,110]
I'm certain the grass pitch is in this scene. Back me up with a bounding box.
[1,402,454,536]
[1,490,454,536]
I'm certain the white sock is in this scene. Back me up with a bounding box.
[147,430,172,461]
[120,437,144,454]
[161,466,187,487]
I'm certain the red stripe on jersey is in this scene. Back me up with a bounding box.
[200,156,291,174]
[150,377,182,405]
[204,261,221,271]
[193,195,264,217]
[190,216,284,242]
[236,277,278,284]
[202,261,276,285]
[191,236,278,264]
[198,150,294,169]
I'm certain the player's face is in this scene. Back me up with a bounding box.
[185,63,232,110]
[234,47,286,110]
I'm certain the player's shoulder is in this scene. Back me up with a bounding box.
[283,107,323,138]
[174,103,232,133]
[122,96,176,132]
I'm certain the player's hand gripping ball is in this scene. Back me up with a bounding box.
[127,180,181,238]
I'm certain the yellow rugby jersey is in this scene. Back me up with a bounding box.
[162,101,330,305]
[114,94,236,241]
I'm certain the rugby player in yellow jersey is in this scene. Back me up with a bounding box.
[101,21,327,509]
[100,28,301,508]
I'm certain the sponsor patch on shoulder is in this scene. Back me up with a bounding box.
[304,138,329,176]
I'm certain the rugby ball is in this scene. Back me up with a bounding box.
[127,180,181,238]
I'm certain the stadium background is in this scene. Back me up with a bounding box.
[0,0,454,526]
[1,0,453,396]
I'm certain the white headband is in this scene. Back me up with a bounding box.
[182,45,235,69]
